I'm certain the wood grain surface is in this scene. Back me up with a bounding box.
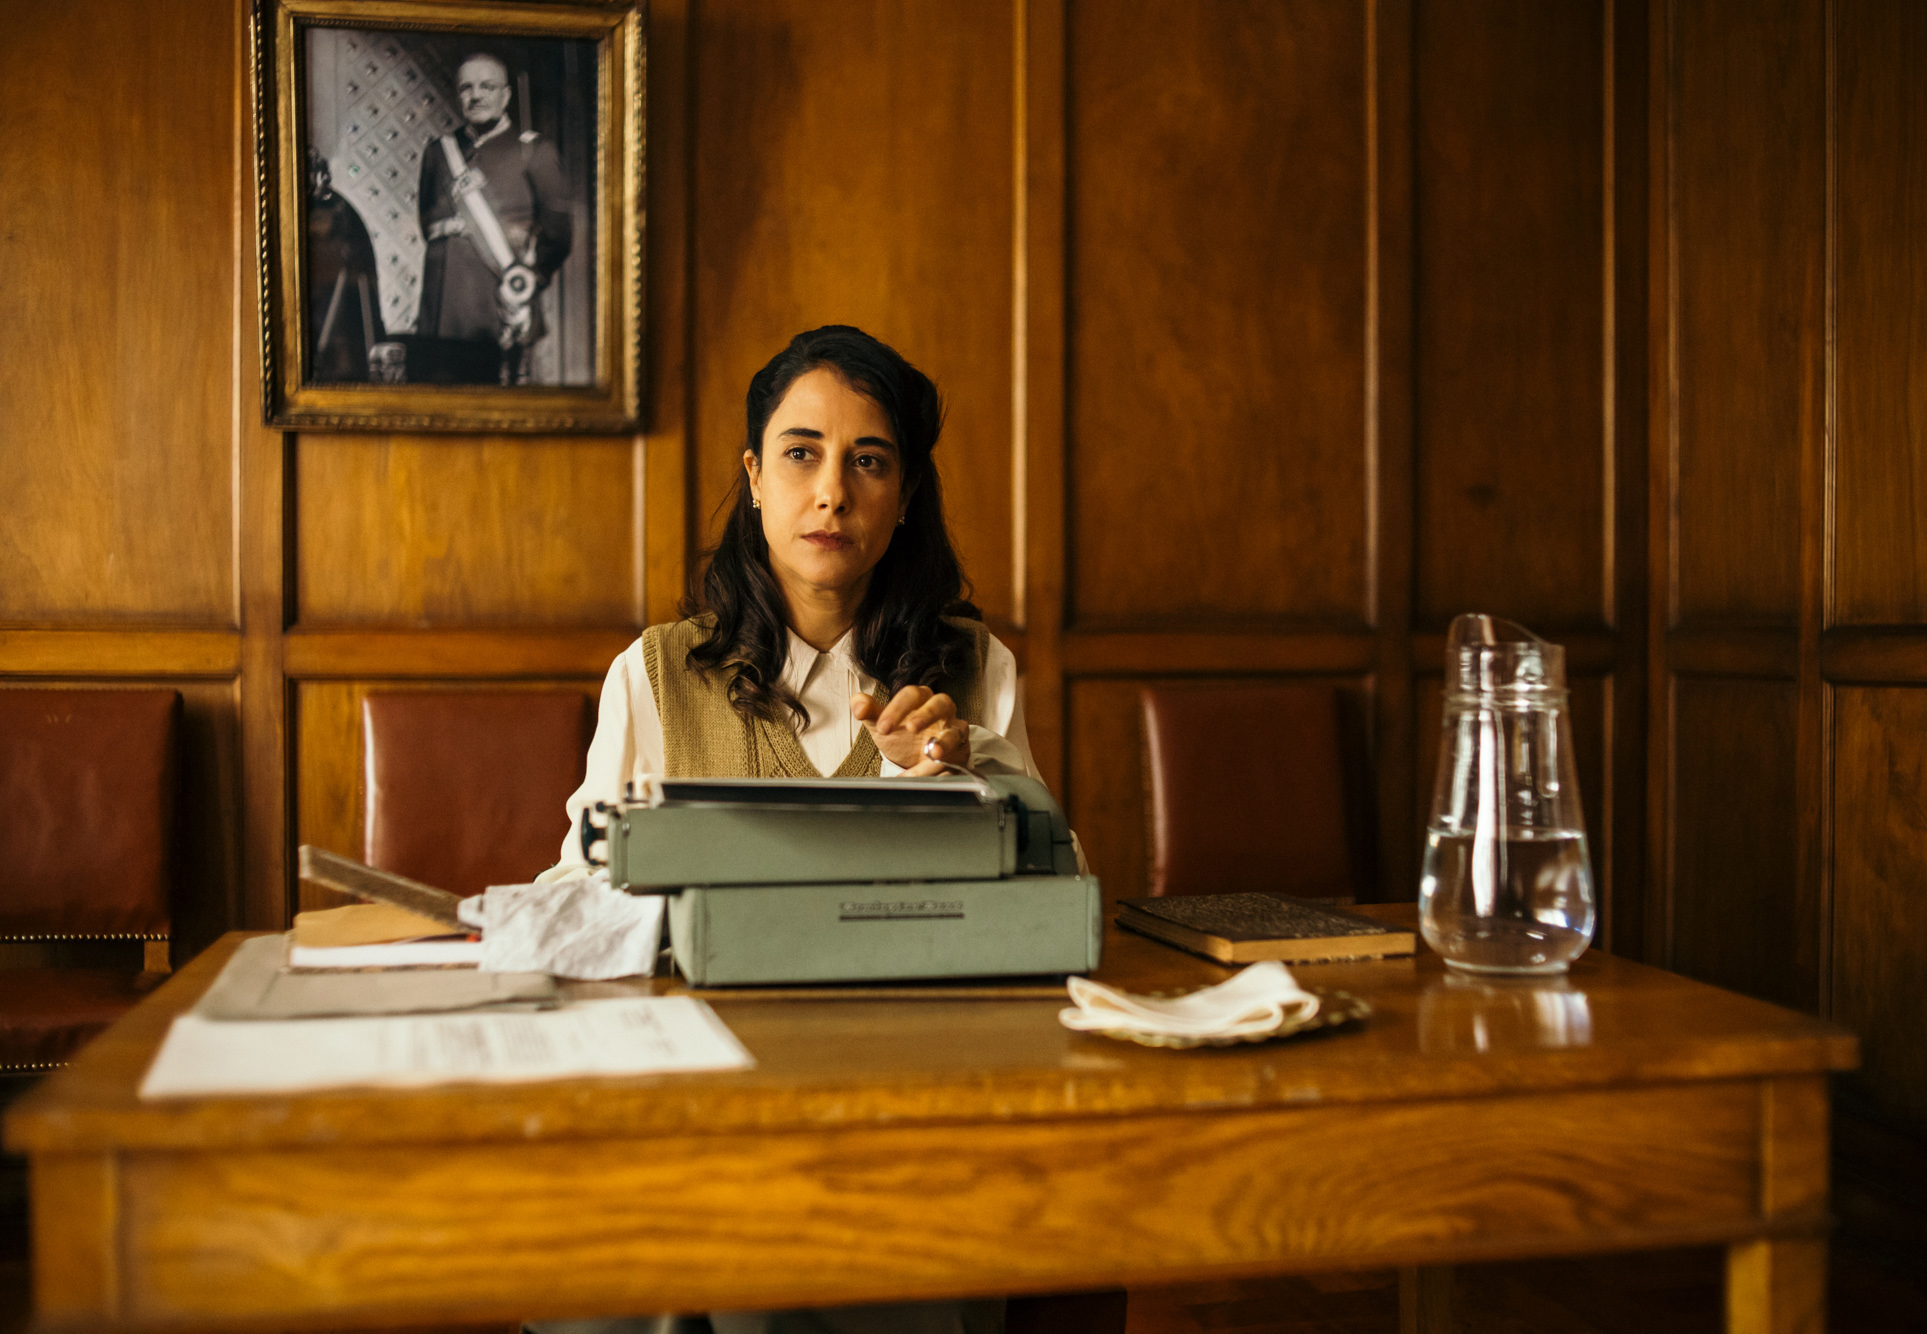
[1759,1075,1830,1220]
[1642,0,1927,1159]
[1066,0,1368,630]
[1369,0,1420,924]
[1725,1236,1828,1334]
[28,1155,118,1326]
[111,1083,1761,1323]
[1413,0,1606,631]
[1059,632,1378,677]
[0,0,236,626]
[3,907,1854,1330]
[691,0,1017,624]
[293,681,363,913]
[1820,627,1927,683]
[0,632,241,678]
[1667,678,1803,1009]
[1832,1,1927,625]
[1666,629,1801,681]
[234,22,292,936]
[282,631,636,680]
[295,436,639,628]
[4,911,1855,1156]
[1019,0,1069,790]
[1667,0,1820,627]
[1830,688,1927,1131]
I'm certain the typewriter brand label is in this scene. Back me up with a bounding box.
[838,899,965,922]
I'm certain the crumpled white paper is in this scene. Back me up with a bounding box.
[1057,960,1319,1041]
[457,869,664,980]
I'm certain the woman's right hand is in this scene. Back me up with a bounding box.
[852,686,972,775]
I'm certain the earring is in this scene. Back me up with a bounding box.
[752,498,761,509]
[896,515,906,527]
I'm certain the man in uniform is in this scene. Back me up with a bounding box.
[416,53,573,384]
[306,150,385,382]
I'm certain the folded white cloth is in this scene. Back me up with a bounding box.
[1058,960,1320,1040]
[457,870,663,980]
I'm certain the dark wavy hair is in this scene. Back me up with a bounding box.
[684,325,980,724]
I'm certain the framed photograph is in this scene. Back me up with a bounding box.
[253,0,643,432]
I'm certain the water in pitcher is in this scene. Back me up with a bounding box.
[1419,828,1595,974]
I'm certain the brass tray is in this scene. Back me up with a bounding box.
[1084,987,1374,1049]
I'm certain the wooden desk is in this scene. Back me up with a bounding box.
[5,908,1856,1333]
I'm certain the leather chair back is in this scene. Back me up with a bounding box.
[0,688,179,938]
[1140,683,1355,898]
[362,691,595,897]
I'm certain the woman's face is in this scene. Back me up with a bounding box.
[745,366,907,606]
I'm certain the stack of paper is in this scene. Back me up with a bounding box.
[195,935,553,1021]
[141,996,754,1098]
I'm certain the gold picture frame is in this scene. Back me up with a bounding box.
[253,0,643,432]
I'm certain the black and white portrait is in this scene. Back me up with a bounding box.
[302,28,598,388]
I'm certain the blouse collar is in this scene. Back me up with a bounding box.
[781,627,865,694]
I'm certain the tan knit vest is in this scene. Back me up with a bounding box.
[643,616,990,779]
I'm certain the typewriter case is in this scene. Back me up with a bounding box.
[586,774,1102,986]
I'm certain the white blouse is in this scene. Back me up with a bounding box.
[552,627,1045,871]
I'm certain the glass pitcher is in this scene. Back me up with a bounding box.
[1419,614,1596,974]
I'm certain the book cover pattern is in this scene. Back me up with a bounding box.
[1122,893,1390,943]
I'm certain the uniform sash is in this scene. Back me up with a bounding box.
[437,133,517,275]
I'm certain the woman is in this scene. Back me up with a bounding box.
[548,327,1055,1334]
[557,324,1050,866]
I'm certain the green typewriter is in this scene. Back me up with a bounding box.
[580,774,1102,986]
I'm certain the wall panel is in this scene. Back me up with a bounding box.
[1646,0,1927,1187]
[692,0,1017,623]
[295,680,363,913]
[296,437,638,627]
[1832,2,1927,626]
[1666,676,1803,1008]
[0,0,235,625]
[1833,687,1927,1131]
[1065,0,1368,630]
[169,680,247,957]
[1414,0,1605,631]
[1668,0,1821,627]
[1065,678,1152,905]
[0,0,1658,973]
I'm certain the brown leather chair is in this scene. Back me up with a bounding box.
[362,690,595,896]
[1140,683,1356,899]
[0,688,179,1073]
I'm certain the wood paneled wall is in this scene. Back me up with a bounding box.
[0,0,1646,948]
[1,0,669,936]
[0,0,248,951]
[3,0,1923,1142]
[674,0,1649,944]
[1040,0,1648,944]
[1649,0,1927,1135]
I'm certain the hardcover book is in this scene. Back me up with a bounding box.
[1117,893,1416,964]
